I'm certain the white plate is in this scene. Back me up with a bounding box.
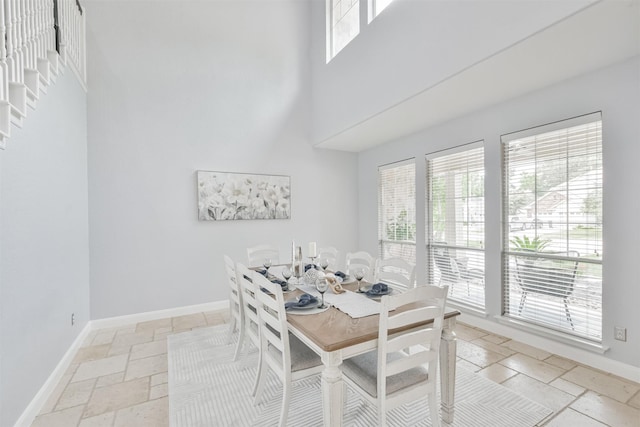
[286,305,330,316]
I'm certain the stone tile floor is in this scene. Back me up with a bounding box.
[32,310,640,426]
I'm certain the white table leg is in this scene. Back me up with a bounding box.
[440,317,457,424]
[321,350,343,427]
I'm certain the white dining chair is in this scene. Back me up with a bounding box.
[345,250,377,282]
[247,244,280,268]
[375,256,417,292]
[223,255,244,357]
[317,246,340,271]
[252,272,323,427]
[341,285,449,427]
[235,262,263,395]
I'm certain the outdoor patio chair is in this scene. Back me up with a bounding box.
[433,245,483,295]
[514,250,580,329]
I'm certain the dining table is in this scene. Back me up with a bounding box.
[282,274,461,427]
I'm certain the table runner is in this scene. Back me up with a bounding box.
[295,284,381,318]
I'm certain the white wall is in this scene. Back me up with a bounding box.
[86,1,358,319]
[358,57,640,370]
[310,0,596,143]
[0,70,90,426]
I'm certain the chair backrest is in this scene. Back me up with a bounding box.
[247,244,280,268]
[236,262,260,349]
[346,251,376,282]
[377,285,448,400]
[317,246,340,272]
[375,257,416,291]
[224,255,243,326]
[253,271,290,378]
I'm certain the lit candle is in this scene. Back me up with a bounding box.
[309,242,317,258]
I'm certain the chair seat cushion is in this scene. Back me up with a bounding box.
[342,351,428,398]
[267,334,322,372]
[290,335,322,371]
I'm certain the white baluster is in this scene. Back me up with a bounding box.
[29,0,35,67]
[26,0,33,69]
[13,0,23,84]
[60,0,66,63]
[49,0,55,52]
[6,0,28,120]
[1,0,7,100]
[16,0,23,64]
[0,1,6,62]
[0,0,9,141]
[6,0,15,80]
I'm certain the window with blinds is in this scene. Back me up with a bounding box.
[502,112,602,342]
[378,159,416,266]
[426,143,485,309]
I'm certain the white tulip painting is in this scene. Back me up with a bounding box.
[197,171,291,221]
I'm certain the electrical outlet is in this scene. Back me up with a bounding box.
[71,313,75,326]
[614,326,626,342]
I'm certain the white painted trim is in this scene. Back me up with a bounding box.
[458,312,640,383]
[13,322,93,427]
[90,300,229,330]
[14,300,230,427]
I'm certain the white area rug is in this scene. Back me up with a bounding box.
[168,325,552,426]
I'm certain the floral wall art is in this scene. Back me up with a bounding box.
[197,171,291,221]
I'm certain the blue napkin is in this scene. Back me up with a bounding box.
[272,279,287,288]
[334,271,347,279]
[285,293,318,309]
[257,269,269,276]
[366,283,389,296]
[304,264,315,272]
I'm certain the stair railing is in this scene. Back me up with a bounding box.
[0,0,85,149]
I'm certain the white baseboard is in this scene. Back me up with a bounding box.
[458,312,640,384]
[14,322,93,427]
[14,300,230,427]
[90,300,229,330]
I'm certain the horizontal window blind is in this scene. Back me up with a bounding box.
[427,143,485,309]
[378,159,416,267]
[502,113,602,341]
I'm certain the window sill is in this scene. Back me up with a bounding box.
[494,316,608,354]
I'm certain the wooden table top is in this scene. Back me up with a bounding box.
[286,281,460,352]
